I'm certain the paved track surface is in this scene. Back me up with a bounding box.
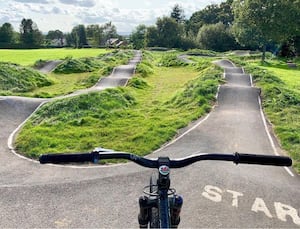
[69,51,142,96]
[0,58,299,228]
[37,60,63,73]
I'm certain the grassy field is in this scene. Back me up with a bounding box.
[259,63,300,91]
[0,48,111,66]
[15,52,222,158]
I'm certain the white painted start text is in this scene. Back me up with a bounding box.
[202,185,300,226]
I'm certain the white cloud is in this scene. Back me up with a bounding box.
[0,0,224,33]
[59,0,96,7]
[52,6,62,14]
[13,0,51,3]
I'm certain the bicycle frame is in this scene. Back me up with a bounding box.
[157,157,171,228]
[138,157,182,228]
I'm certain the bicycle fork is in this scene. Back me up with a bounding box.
[138,194,183,228]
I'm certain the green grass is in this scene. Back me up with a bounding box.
[231,56,300,173]
[0,48,111,66]
[22,72,94,98]
[15,53,223,159]
[7,49,299,173]
[258,62,300,91]
[1,50,133,97]
[258,60,300,173]
[0,62,53,94]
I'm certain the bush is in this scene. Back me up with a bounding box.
[197,23,239,52]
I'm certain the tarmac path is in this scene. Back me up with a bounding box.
[37,60,63,73]
[0,56,299,228]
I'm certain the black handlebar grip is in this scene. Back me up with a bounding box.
[39,152,98,164]
[236,153,292,166]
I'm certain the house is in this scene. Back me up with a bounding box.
[49,38,66,47]
[106,38,128,48]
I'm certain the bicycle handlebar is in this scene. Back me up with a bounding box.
[39,148,292,168]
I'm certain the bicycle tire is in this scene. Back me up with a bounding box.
[149,174,159,228]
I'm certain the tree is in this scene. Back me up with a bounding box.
[65,32,75,47]
[130,24,147,49]
[197,22,238,51]
[68,22,118,48]
[0,23,15,44]
[19,18,43,47]
[187,4,221,35]
[86,24,104,47]
[145,26,159,47]
[156,16,183,48]
[71,24,87,48]
[46,30,64,46]
[232,0,300,61]
[186,0,235,36]
[279,36,300,57]
[218,0,234,25]
[170,4,185,23]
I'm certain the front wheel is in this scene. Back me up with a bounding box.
[149,174,159,228]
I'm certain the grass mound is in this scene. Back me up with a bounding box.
[31,88,136,124]
[53,50,134,74]
[16,88,136,157]
[128,77,149,89]
[136,51,154,77]
[159,53,188,67]
[186,49,218,57]
[8,50,135,98]
[136,62,154,77]
[53,57,102,74]
[167,66,222,110]
[0,62,53,93]
[16,56,222,159]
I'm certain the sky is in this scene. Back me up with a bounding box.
[0,0,224,34]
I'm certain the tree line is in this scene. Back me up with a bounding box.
[0,0,299,59]
[130,0,300,59]
[0,19,120,49]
